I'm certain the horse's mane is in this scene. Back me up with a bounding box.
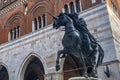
[58,13,73,22]
[64,14,73,23]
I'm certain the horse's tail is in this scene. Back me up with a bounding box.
[96,44,104,67]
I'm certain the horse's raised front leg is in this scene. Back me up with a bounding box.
[56,49,68,71]
[56,50,62,71]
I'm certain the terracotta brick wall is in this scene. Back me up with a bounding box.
[81,0,101,10]
[0,29,9,44]
[0,0,102,44]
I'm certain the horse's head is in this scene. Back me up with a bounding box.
[53,13,68,29]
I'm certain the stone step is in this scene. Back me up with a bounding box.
[68,77,102,80]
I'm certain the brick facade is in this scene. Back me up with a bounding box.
[0,0,102,44]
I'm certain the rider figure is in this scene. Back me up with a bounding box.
[66,13,97,51]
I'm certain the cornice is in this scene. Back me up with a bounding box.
[0,0,29,16]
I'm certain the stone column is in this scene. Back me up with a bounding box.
[41,19,43,28]
[37,19,40,29]
[8,32,10,41]
[16,28,18,38]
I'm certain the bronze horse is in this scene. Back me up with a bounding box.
[52,13,104,78]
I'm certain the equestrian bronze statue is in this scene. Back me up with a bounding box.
[50,12,104,78]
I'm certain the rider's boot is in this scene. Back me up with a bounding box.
[56,64,60,71]
[87,37,93,51]
[92,70,98,78]
[56,60,60,71]
[83,71,88,78]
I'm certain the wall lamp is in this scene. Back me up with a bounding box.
[103,64,110,78]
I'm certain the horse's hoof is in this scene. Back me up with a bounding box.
[93,75,98,78]
[91,71,98,78]
[83,72,88,78]
[84,75,88,78]
[56,65,60,71]
[92,73,98,78]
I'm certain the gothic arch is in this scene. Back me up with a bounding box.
[18,53,47,80]
[4,11,26,38]
[58,55,83,80]
[27,0,54,32]
[59,54,94,80]
[0,62,9,80]
[63,55,83,80]
[28,0,54,14]
[5,11,25,29]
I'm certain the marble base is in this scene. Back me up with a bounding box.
[68,77,102,80]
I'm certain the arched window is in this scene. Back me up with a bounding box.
[70,2,75,14]
[34,18,37,30]
[10,29,13,40]
[9,26,20,40]
[38,16,41,28]
[76,0,81,12]
[0,65,9,80]
[22,57,45,80]
[42,14,46,27]
[14,28,16,39]
[64,5,69,14]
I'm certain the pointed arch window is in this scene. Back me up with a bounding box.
[38,16,42,28]
[75,0,81,12]
[14,28,16,39]
[10,29,13,40]
[34,18,37,30]
[70,2,75,14]
[64,5,69,14]
[9,26,20,40]
[0,65,9,80]
[42,14,46,27]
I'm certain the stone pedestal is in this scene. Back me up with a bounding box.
[68,77,102,80]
